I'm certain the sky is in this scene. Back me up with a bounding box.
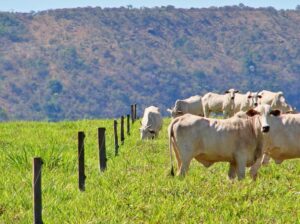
[0,0,300,13]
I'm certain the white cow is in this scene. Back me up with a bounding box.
[168,112,264,180]
[167,95,204,118]
[202,89,239,118]
[140,106,163,140]
[249,105,300,179]
[233,91,262,114]
[258,90,292,113]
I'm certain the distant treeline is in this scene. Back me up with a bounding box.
[0,6,299,121]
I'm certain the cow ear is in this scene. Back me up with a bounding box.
[246,109,259,117]
[224,90,230,93]
[234,90,239,93]
[247,95,252,98]
[258,95,262,98]
[277,91,283,96]
[270,110,281,116]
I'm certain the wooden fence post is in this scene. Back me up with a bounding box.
[78,131,85,191]
[131,104,134,124]
[134,103,137,120]
[33,157,43,224]
[127,114,130,135]
[98,128,107,172]
[120,116,125,144]
[114,120,119,156]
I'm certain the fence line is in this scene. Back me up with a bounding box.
[33,157,43,224]
[98,128,107,172]
[78,131,86,191]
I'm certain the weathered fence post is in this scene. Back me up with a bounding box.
[78,131,85,191]
[120,116,125,144]
[98,128,107,172]
[127,114,130,135]
[33,157,43,224]
[131,104,135,124]
[114,120,119,156]
[134,103,137,120]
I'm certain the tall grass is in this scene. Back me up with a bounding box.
[0,119,299,223]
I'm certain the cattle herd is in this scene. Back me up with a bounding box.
[139,89,299,180]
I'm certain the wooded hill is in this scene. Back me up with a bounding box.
[0,5,299,121]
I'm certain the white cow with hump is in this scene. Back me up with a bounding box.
[140,106,163,140]
[168,112,265,180]
[167,95,204,118]
[249,105,300,178]
[202,88,239,118]
[258,90,293,113]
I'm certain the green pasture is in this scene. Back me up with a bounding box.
[0,118,299,223]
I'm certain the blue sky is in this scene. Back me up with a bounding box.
[1,0,299,12]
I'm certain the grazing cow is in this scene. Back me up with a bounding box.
[168,112,264,180]
[258,90,291,113]
[233,92,263,114]
[167,95,204,118]
[140,106,163,140]
[249,105,300,178]
[202,89,239,118]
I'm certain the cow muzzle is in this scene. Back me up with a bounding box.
[254,103,258,106]
[262,126,270,133]
[231,97,234,100]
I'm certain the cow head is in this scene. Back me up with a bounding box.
[246,104,281,133]
[225,88,239,100]
[249,92,262,107]
[139,125,156,140]
[166,108,183,118]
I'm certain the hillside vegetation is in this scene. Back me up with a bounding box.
[1,118,299,222]
[0,6,299,121]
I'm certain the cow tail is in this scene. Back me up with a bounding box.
[169,121,175,176]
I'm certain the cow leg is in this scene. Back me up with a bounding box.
[177,149,193,176]
[177,159,191,176]
[235,153,247,180]
[228,163,236,180]
[173,145,182,171]
[203,105,210,118]
[261,154,271,165]
[250,155,263,180]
